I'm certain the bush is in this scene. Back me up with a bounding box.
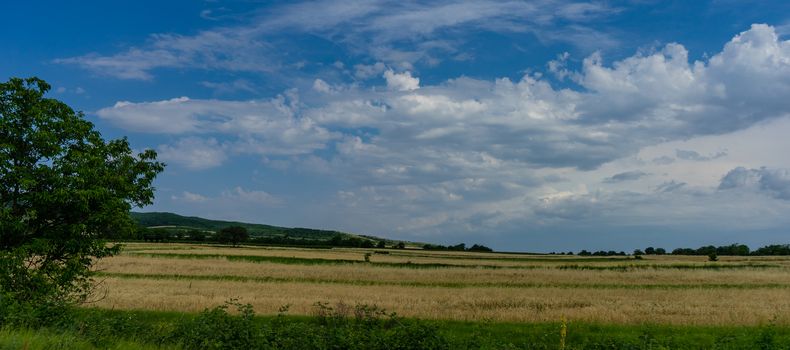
[166,300,449,350]
[170,299,263,350]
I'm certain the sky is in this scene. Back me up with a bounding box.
[3,0,790,252]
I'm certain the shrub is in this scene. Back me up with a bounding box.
[170,299,264,350]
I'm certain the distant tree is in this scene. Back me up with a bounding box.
[672,248,695,255]
[753,244,790,256]
[188,230,206,242]
[578,250,591,256]
[395,242,406,249]
[716,243,750,256]
[654,248,666,255]
[468,244,493,252]
[633,249,644,256]
[329,234,344,246]
[449,243,466,251]
[217,226,249,246]
[696,245,716,256]
[377,240,386,248]
[644,247,656,255]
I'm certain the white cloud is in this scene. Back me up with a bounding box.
[55,28,276,80]
[221,187,282,205]
[98,94,336,160]
[56,0,619,79]
[172,191,209,202]
[312,79,336,93]
[719,167,790,200]
[107,25,790,179]
[101,24,790,242]
[157,137,227,170]
[354,62,386,80]
[383,70,420,91]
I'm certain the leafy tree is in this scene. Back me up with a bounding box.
[217,226,249,246]
[467,244,493,252]
[188,229,206,242]
[0,77,164,309]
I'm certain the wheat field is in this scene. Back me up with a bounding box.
[90,243,790,325]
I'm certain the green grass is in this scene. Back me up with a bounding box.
[439,320,790,349]
[0,327,179,350]
[4,308,790,350]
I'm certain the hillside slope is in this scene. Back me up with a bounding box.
[131,212,361,240]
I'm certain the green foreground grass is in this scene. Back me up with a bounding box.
[2,307,789,349]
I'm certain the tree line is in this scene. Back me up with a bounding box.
[422,243,493,252]
[614,244,790,256]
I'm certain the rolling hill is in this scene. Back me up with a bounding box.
[130,211,377,241]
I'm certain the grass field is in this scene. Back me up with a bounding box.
[90,243,790,326]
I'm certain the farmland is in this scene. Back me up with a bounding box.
[91,243,790,326]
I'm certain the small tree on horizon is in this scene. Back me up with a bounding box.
[217,226,249,246]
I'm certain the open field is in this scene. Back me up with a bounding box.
[91,243,790,326]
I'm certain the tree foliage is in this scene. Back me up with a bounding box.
[0,77,164,307]
[217,226,249,246]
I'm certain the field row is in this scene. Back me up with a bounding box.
[89,244,790,326]
[91,276,790,325]
[97,256,790,287]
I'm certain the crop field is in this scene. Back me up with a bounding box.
[88,242,790,327]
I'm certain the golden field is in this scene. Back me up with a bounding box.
[90,243,790,325]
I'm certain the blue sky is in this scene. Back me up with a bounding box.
[3,0,790,252]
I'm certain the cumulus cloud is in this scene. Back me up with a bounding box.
[157,137,227,170]
[100,24,790,180]
[719,167,790,200]
[98,24,790,237]
[354,62,387,80]
[97,94,335,165]
[383,70,420,91]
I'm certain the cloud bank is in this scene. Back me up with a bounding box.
[92,24,790,248]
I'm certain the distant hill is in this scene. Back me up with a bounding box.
[131,212,365,241]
